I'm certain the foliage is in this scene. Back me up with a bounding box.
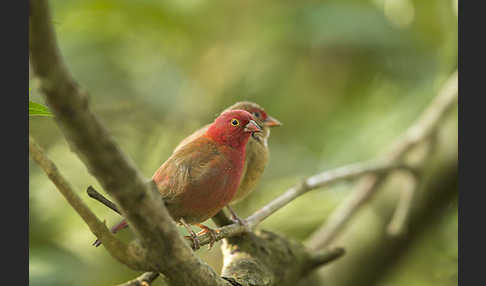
[29,101,53,117]
[29,89,53,117]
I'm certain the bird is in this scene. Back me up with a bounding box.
[95,102,281,244]
[93,109,262,249]
[173,101,281,220]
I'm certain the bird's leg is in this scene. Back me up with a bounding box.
[179,218,200,250]
[226,205,248,229]
[195,223,220,249]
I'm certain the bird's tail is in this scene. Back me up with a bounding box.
[92,219,129,247]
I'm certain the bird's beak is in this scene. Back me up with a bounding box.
[244,120,262,133]
[264,116,282,127]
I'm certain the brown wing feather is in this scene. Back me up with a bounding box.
[152,136,240,223]
[173,124,210,153]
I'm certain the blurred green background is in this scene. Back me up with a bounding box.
[29,0,457,285]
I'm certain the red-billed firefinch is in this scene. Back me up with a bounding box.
[174,101,282,204]
[174,102,281,221]
[93,110,261,248]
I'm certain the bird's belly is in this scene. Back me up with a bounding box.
[172,178,240,224]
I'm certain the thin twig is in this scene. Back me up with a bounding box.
[29,135,149,270]
[245,160,410,229]
[387,71,459,161]
[305,71,458,250]
[305,174,386,249]
[87,185,121,215]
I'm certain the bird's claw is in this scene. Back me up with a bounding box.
[184,233,201,250]
[179,218,201,250]
[93,239,102,247]
[196,224,220,249]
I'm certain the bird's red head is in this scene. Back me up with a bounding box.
[206,110,262,149]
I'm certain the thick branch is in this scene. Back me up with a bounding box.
[29,135,149,270]
[221,230,344,286]
[88,186,346,286]
[29,1,226,285]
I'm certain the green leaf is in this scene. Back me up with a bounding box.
[29,101,53,117]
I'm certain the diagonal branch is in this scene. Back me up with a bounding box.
[29,135,149,271]
[245,160,411,229]
[29,1,227,285]
[87,186,121,215]
[305,71,458,250]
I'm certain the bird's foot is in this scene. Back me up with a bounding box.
[92,219,107,247]
[226,206,249,231]
[180,219,201,250]
[183,233,201,250]
[93,239,102,247]
[195,224,220,249]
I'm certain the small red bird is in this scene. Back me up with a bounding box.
[173,101,281,222]
[93,110,261,248]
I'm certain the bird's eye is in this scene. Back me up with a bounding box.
[253,112,261,118]
[231,119,239,126]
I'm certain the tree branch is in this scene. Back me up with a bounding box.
[305,71,458,250]
[245,160,411,229]
[220,230,344,286]
[29,1,228,285]
[29,135,149,271]
[87,185,122,215]
[87,185,347,286]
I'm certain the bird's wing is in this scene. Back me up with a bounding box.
[172,124,210,153]
[152,137,231,204]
